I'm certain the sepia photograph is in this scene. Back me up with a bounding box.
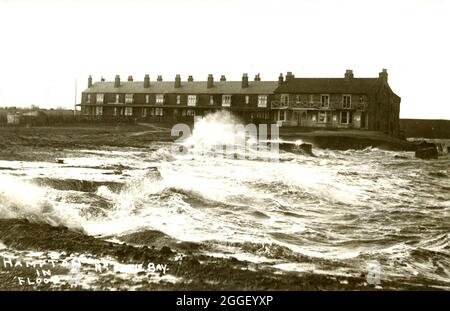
[0,0,449,306]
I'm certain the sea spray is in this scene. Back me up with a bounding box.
[0,175,83,229]
[172,110,280,161]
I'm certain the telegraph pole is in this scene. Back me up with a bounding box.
[74,78,77,118]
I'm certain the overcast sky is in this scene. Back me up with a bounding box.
[0,0,449,119]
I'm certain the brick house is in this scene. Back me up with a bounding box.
[273,69,401,136]
[78,69,401,136]
[79,74,277,124]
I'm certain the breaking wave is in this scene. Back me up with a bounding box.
[0,175,83,229]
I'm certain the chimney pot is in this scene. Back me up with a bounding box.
[379,68,388,82]
[188,75,194,82]
[241,73,249,88]
[88,75,93,88]
[144,74,150,88]
[286,72,295,82]
[114,75,121,88]
[254,73,261,81]
[345,69,354,79]
[128,75,133,82]
[207,74,214,88]
[278,73,284,85]
[220,75,226,82]
[157,75,163,82]
[175,74,181,88]
[100,76,105,82]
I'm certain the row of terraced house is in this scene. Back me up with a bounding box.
[78,69,401,136]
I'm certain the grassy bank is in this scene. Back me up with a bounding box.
[0,124,173,162]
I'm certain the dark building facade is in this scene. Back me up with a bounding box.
[78,69,401,136]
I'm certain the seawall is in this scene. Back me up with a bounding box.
[279,129,417,151]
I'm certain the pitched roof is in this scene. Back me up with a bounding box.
[83,81,279,94]
[275,78,380,94]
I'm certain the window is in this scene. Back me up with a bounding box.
[156,94,164,104]
[222,95,231,107]
[96,94,104,104]
[113,107,118,116]
[340,111,353,124]
[257,95,268,108]
[245,96,249,104]
[95,106,103,115]
[318,112,326,123]
[320,95,329,108]
[359,96,365,108]
[318,111,331,123]
[278,110,287,121]
[256,111,269,119]
[115,94,120,103]
[125,94,134,104]
[186,109,195,116]
[177,95,181,105]
[124,107,133,116]
[87,94,91,103]
[210,96,214,105]
[280,94,289,107]
[187,95,197,106]
[308,94,314,107]
[145,95,150,104]
[296,95,302,103]
[149,107,164,116]
[342,95,351,108]
[142,108,147,117]
[341,111,348,124]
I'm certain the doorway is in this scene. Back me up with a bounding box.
[360,112,366,128]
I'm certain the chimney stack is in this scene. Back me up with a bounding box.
[100,76,105,82]
[144,74,150,88]
[88,75,92,88]
[278,73,284,86]
[188,75,194,82]
[241,73,249,88]
[254,73,261,81]
[207,74,214,88]
[286,71,294,82]
[379,68,388,83]
[114,75,121,88]
[220,75,226,82]
[157,75,163,82]
[174,74,181,88]
[128,75,133,82]
[345,69,354,79]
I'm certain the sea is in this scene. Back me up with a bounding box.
[0,112,449,290]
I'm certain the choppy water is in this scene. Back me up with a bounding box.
[1,114,449,289]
